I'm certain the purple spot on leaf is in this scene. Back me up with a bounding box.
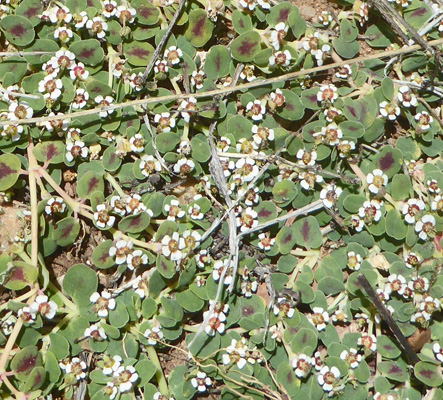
[237,38,257,56]
[379,151,394,171]
[79,48,96,60]
[282,232,293,244]
[11,23,27,38]
[16,354,38,373]
[0,162,15,179]
[192,14,206,37]
[411,7,427,17]
[24,6,41,18]
[258,208,272,219]
[61,223,74,239]
[302,220,310,242]
[44,144,58,161]
[278,7,290,22]
[127,47,151,58]
[287,370,293,383]
[138,6,153,19]
[87,177,100,194]
[10,267,25,282]
[242,306,254,316]
[419,368,435,379]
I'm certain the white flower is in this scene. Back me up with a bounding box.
[38,76,63,100]
[347,251,362,271]
[191,371,212,392]
[366,169,388,194]
[174,158,195,175]
[164,46,182,65]
[397,85,417,107]
[29,295,58,319]
[65,357,87,380]
[245,100,266,121]
[66,140,88,163]
[110,195,126,216]
[402,198,425,224]
[292,354,313,378]
[257,233,275,251]
[84,324,107,341]
[17,307,36,324]
[161,232,185,261]
[73,11,88,28]
[109,239,133,264]
[318,365,340,392]
[196,249,211,268]
[54,26,73,43]
[357,333,377,351]
[164,199,186,221]
[86,16,108,39]
[340,348,361,369]
[235,157,258,182]
[191,69,205,89]
[154,112,175,132]
[70,63,89,81]
[72,88,89,109]
[48,5,72,23]
[102,0,117,18]
[358,200,383,223]
[222,339,247,369]
[269,50,291,67]
[236,206,258,232]
[45,197,66,215]
[313,123,342,146]
[94,204,115,229]
[431,195,443,212]
[239,65,256,82]
[317,84,338,103]
[427,179,440,194]
[144,327,163,346]
[103,355,122,375]
[415,111,433,131]
[379,101,400,120]
[154,60,168,75]
[126,250,148,270]
[179,97,197,123]
[335,64,352,79]
[125,194,147,215]
[94,95,114,117]
[252,125,274,146]
[270,22,288,50]
[433,343,443,363]
[212,259,233,286]
[415,215,436,240]
[113,365,138,392]
[140,155,161,177]
[337,140,356,159]
[351,215,365,232]
[129,133,145,153]
[257,0,271,9]
[300,171,323,191]
[319,184,342,208]
[273,297,295,318]
[309,307,329,331]
[105,382,118,400]
[188,203,204,220]
[90,290,116,318]
[116,5,136,23]
[182,230,201,251]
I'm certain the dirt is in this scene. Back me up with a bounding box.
[0,204,27,254]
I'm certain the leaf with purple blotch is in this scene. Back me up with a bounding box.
[231,31,261,62]
[52,217,80,247]
[132,0,160,26]
[369,145,403,178]
[414,361,443,387]
[293,216,322,249]
[185,9,214,48]
[11,345,42,381]
[0,15,35,46]
[0,154,21,191]
[77,171,104,199]
[69,39,104,66]
[3,261,38,290]
[33,141,65,165]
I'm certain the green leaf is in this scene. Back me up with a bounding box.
[377,335,401,359]
[0,154,21,191]
[185,9,214,47]
[176,290,205,312]
[231,10,252,34]
[339,121,365,139]
[191,135,211,163]
[3,261,38,290]
[333,37,360,59]
[288,9,306,39]
[291,327,318,355]
[156,132,181,153]
[132,0,160,25]
[136,360,157,386]
[231,31,261,62]
[385,209,408,240]
[52,217,80,247]
[275,89,305,121]
[77,171,104,199]
[378,360,408,382]
[293,216,323,249]
[69,39,104,66]
[272,179,297,205]
[123,40,155,66]
[204,45,231,80]
[0,15,35,46]
[15,0,43,26]
[276,226,297,255]
[390,174,413,201]
[23,366,46,393]
[33,141,65,164]
[340,18,358,42]
[227,115,253,141]
[414,361,443,387]
[156,254,176,279]
[118,212,151,234]
[255,201,278,223]
[370,146,403,178]
[49,333,70,360]
[317,276,345,295]
[108,300,129,328]
[381,77,394,101]
[63,264,98,307]
[91,240,115,270]
[366,23,396,48]
[11,346,42,381]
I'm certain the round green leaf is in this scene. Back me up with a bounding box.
[339,121,365,139]
[108,300,129,328]
[231,10,252,34]
[276,226,297,255]
[77,171,104,199]
[377,335,401,359]
[63,263,98,307]
[23,366,46,393]
[91,240,116,270]
[132,0,160,25]
[136,360,157,386]
[340,18,358,42]
[293,216,323,249]
[185,9,214,48]
[3,261,38,290]
[118,212,151,234]
[191,135,211,163]
[333,37,360,59]
[272,179,297,204]
[124,40,155,66]
[318,276,345,295]
[156,132,181,153]
[15,0,43,26]
[385,209,407,240]
[390,174,413,201]
[48,333,70,360]
[0,154,21,190]
[204,45,231,80]
[231,31,261,62]
[69,39,104,66]
[11,346,42,381]
[0,15,35,46]
[378,360,408,382]
[102,146,122,172]
[156,254,176,279]
[33,141,65,164]
[255,201,278,223]
[52,217,80,247]
[275,89,305,121]
[291,327,318,354]
[370,146,403,178]
[414,361,443,387]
